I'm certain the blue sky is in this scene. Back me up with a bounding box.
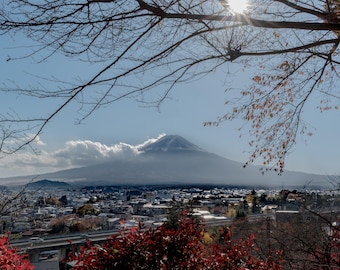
[1,32,340,179]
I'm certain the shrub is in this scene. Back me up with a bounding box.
[0,235,34,270]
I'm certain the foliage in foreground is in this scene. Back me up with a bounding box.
[68,212,283,269]
[0,235,34,270]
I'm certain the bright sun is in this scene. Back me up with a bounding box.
[228,0,249,14]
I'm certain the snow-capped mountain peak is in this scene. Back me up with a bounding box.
[139,135,203,153]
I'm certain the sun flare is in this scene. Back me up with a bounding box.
[228,0,249,14]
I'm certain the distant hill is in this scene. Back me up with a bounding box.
[0,135,330,189]
[27,179,71,189]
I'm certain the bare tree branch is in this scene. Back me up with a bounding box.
[1,0,340,172]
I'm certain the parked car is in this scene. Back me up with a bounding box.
[29,237,44,244]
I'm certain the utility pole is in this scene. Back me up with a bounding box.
[266,216,271,253]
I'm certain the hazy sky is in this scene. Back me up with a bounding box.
[1,31,340,179]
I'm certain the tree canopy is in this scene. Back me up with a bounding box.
[68,212,283,269]
[1,0,340,172]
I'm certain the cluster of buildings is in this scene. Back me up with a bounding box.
[1,183,338,239]
[0,183,339,270]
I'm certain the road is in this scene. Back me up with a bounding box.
[12,218,233,252]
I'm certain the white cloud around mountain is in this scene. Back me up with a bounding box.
[136,133,166,150]
[54,140,140,166]
[0,134,166,178]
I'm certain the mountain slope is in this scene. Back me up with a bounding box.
[0,135,329,188]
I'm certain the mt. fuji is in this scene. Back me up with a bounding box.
[139,135,203,154]
[1,135,329,188]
